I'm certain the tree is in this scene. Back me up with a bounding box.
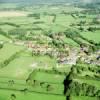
[0,43,3,49]
[87,27,95,32]
[47,84,53,91]
[64,28,80,38]
[10,94,16,100]
[52,15,56,23]
[66,95,72,100]
[71,66,77,74]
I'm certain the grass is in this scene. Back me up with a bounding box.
[81,30,100,43]
[0,24,15,32]
[73,96,97,100]
[0,43,24,63]
[63,37,79,46]
[79,78,100,88]
[0,56,34,79]
[0,89,66,100]
[0,50,57,79]
[30,71,65,84]
[0,34,10,41]
[55,14,75,26]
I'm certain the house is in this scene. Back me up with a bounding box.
[14,40,25,46]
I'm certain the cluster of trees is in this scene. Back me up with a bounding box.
[28,13,40,19]
[73,64,100,78]
[8,28,27,40]
[52,39,64,48]
[39,68,67,75]
[64,29,80,38]
[52,14,56,23]
[66,81,100,97]
[47,28,99,54]
[26,79,54,92]
[26,68,67,93]
[10,94,16,100]
[33,21,45,24]
[8,28,26,35]
[64,65,100,99]
[32,27,43,31]
[92,18,100,25]
[0,22,19,27]
[80,34,100,52]
[48,29,97,50]
[77,20,86,26]
[64,28,86,46]
[0,29,10,39]
[0,43,3,49]
[8,27,44,40]
[48,32,66,48]
[64,28,100,53]
[87,27,100,32]
[42,13,57,23]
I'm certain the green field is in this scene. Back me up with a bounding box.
[0,43,24,63]
[81,31,100,43]
[0,89,65,100]
[0,34,10,41]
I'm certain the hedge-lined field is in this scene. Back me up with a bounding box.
[0,43,24,63]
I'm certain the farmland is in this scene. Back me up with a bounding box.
[0,1,100,100]
[0,11,27,17]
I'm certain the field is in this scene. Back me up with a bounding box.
[81,30,100,43]
[0,34,10,41]
[0,43,24,63]
[0,54,57,79]
[0,11,27,17]
[0,89,65,100]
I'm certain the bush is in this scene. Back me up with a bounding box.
[0,43,3,49]
[0,51,21,68]
[47,84,53,91]
[28,13,40,19]
[10,94,16,100]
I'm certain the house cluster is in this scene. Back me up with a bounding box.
[12,39,100,66]
[57,48,78,65]
[78,49,100,65]
[26,41,58,56]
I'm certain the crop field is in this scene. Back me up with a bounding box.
[0,11,28,17]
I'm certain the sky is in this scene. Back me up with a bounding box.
[0,0,96,3]
[82,0,93,3]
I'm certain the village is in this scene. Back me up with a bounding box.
[1,35,99,67]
